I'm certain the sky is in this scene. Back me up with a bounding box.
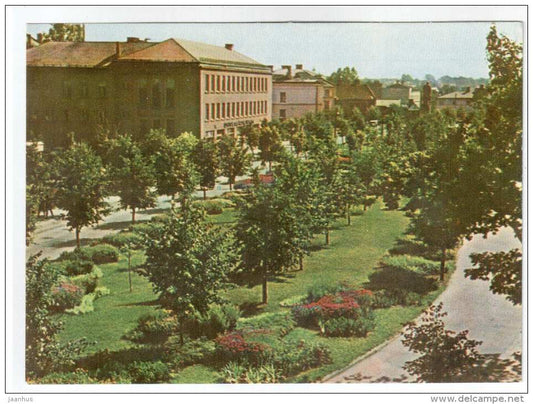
[27,21,522,80]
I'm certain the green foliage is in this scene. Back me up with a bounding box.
[40,23,85,42]
[69,266,102,294]
[192,199,228,215]
[106,134,157,223]
[323,316,375,337]
[61,258,94,276]
[367,265,438,295]
[124,310,178,344]
[101,231,143,249]
[82,244,120,264]
[26,254,91,378]
[465,249,522,305]
[127,361,170,383]
[237,311,296,337]
[55,143,110,246]
[380,254,449,275]
[165,337,217,368]
[192,138,219,192]
[328,66,359,86]
[50,281,84,313]
[143,204,238,331]
[186,304,242,339]
[217,134,251,189]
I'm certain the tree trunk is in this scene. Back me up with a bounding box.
[262,273,268,304]
[299,255,304,271]
[268,160,272,172]
[128,249,133,292]
[440,247,446,282]
[132,206,136,224]
[75,227,80,248]
[203,188,207,200]
[325,229,330,245]
[229,181,233,191]
[346,204,351,226]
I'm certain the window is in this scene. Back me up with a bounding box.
[216,76,221,92]
[324,100,330,110]
[227,103,231,118]
[222,76,226,93]
[205,104,210,121]
[245,102,248,116]
[139,80,148,108]
[140,119,149,135]
[211,103,216,120]
[232,102,236,118]
[153,119,161,129]
[166,119,175,136]
[216,103,221,119]
[280,92,287,103]
[80,83,89,97]
[205,130,215,139]
[166,79,175,108]
[152,81,161,109]
[63,82,72,99]
[98,84,107,98]
[211,75,216,92]
[279,109,286,119]
[232,76,236,92]
[205,74,210,93]
[221,102,226,119]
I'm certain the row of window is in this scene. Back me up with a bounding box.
[139,80,176,109]
[205,100,268,121]
[205,74,268,94]
[140,118,176,136]
[62,82,107,99]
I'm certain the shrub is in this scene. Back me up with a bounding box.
[306,283,349,303]
[70,266,102,294]
[66,287,110,315]
[367,266,438,295]
[323,314,375,337]
[279,295,306,308]
[124,311,178,344]
[58,248,91,262]
[186,304,242,339]
[193,199,225,215]
[62,258,94,276]
[389,236,455,262]
[101,232,143,249]
[37,368,99,384]
[269,340,332,375]
[127,361,169,384]
[381,254,443,275]
[292,293,360,327]
[82,244,120,264]
[236,311,295,337]
[50,282,84,313]
[215,332,270,365]
[165,336,216,368]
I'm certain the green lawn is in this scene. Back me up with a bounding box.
[57,201,452,382]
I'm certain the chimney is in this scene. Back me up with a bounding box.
[464,86,471,94]
[37,33,43,43]
[295,64,303,70]
[225,43,234,51]
[282,65,292,78]
[127,37,140,43]
[115,42,121,57]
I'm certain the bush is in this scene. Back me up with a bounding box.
[124,311,178,344]
[381,254,447,275]
[389,236,455,262]
[305,283,349,303]
[50,282,84,313]
[215,332,270,366]
[279,295,306,308]
[81,244,120,264]
[69,266,102,294]
[165,336,216,368]
[185,304,242,339]
[62,258,94,276]
[367,266,438,295]
[323,314,375,337]
[66,287,110,315]
[269,340,332,375]
[37,368,99,384]
[193,199,225,215]
[236,311,295,337]
[127,361,169,384]
[101,232,143,249]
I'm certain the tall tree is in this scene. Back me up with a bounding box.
[258,122,283,171]
[55,143,110,247]
[328,66,359,86]
[217,134,251,190]
[40,24,85,42]
[192,139,219,200]
[236,184,306,304]
[107,134,156,223]
[143,205,237,343]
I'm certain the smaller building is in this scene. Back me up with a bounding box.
[381,81,412,105]
[272,65,335,120]
[436,86,486,110]
[335,83,376,114]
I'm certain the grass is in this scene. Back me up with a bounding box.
[56,201,454,382]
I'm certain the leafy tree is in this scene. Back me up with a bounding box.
[238,123,260,153]
[258,122,283,171]
[40,24,85,42]
[26,254,90,378]
[282,118,306,155]
[143,205,237,343]
[401,74,414,83]
[402,303,521,382]
[236,184,307,303]
[192,139,219,199]
[328,67,360,86]
[107,134,156,223]
[217,134,251,190]
[153,136,199,208]
[26,144,58,220]
[337,164,365,225]
[55,143,110,247]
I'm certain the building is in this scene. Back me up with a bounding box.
[271,65,335,120]
[335,83,376,114]
[381,81,412,105]
[436,86,486,110]
[27,37,272,148]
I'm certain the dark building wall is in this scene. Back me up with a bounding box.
[111,62,201,139]
[27,66,112,148]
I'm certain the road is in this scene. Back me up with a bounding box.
[26,183,234,261]
[325,227,523,383]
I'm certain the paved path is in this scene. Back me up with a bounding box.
[326,227,523,383]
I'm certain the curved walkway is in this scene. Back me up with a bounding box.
[325,227,522,383]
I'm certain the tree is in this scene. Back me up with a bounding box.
[282,118,306,156]
[217,134,251,190]
[26,254,90,378]
[40,24,85,42]
[402,303,521,382]
[107,134,156,223]
[153,136,199,208]
[401,74,414,83]
[192,139,219,199]
[143,205,237,343]
[236,184,307,303]
[238,123,260,153]
[55,143,110,247]
[328,67,359,86]
[258,122,283,171]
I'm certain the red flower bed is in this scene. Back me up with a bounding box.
[215,332,269,362]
